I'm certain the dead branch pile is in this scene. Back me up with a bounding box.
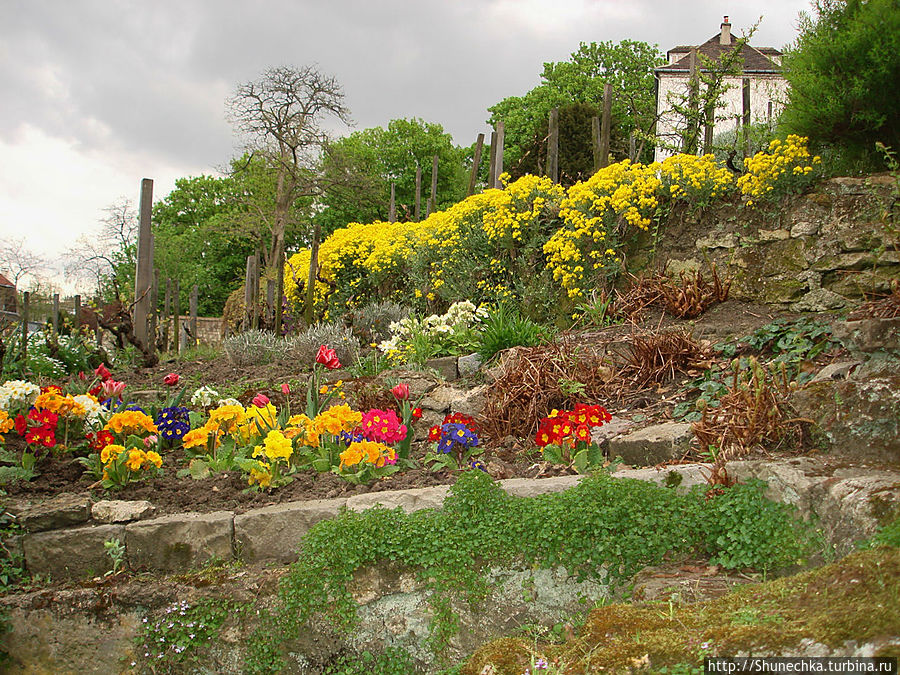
[847,278,900,320]
[620,329,715,390]
[690,357,806,461]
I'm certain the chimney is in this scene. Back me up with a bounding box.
[720,16,732,45]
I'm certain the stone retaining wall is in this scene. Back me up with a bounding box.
[14,457,899,581]
[13,468,711,580]
[631,177,899,311]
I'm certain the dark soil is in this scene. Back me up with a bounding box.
[3,300,844,516]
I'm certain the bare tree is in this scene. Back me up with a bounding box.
[64,198,138,298]
[227,65,352,273]
[0,237,46,286]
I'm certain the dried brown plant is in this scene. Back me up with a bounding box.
[847,278,900,320]
[658,263,732,319]
[690,357,807,461]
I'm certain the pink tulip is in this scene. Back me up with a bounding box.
[101,379,126,399]
[144,435,158,448]
[251,393,270,408]
[391,383,410,401]
[281,383,290,396]
[315,345,342,370]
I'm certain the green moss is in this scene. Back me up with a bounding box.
[463,548,900,673]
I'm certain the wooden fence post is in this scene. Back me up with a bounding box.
[173,279,181,355]
[742,78,751,158]
[487,131,497,189]
[51,293,59,340]
[133,178,154,351]
[74,295,81,329]
[389,183,396,222]
[266,280,275,328]
[190,284,198,348]
[468,133,484,196]
[244,255,254,331]
[20,291,29,363]
[414,165,422,221]
[548,107,559,183]
[599,83,613,168]
[493,122,505,188]
[150,268,159,352]
[592,116,601,171]
[163,279,171,352]
[427,154,438,217]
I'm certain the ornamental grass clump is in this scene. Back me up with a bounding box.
[289,321,361,367]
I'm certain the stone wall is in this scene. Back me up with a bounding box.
[630,176,898,311]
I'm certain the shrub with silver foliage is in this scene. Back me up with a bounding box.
[289,321,361,366]
[222,330,290,367]
[347,301,411,345]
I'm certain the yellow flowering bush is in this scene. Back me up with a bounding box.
[659,153,734,206]
[738,135,821,205]
[283,145,820,316]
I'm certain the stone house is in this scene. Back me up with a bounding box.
[0,272,17,318]
[654,16,788,161]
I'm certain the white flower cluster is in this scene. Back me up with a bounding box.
[377,301,488,353]
[0,379,40,412]
[190,385,220,408]
[73,394,104,428]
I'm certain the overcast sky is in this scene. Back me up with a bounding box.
[0,0,812,291]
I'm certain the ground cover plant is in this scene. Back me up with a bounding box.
[243,470,820,673]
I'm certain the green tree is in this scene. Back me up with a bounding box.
[318,118,468,231]
[152,174,256,315]
[488,40,665,173]
[780,0,900,169]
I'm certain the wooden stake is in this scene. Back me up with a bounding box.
[468,133,484,196]
[494,121,505,188]
[190,284,198,348]
[599,83,613,168]
[592,116,601,171]
[427,154,438,217]
[548,107,559,183]
[133,178,153,349]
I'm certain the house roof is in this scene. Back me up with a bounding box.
[657,32,782,74]
[0,273,14,288]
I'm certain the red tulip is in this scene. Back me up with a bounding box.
[163,373,180,387]
[95,363,111,381]
[281,383,290,396]
[391,383,410,401]
[315,345,341,370]
[251,393,270,408]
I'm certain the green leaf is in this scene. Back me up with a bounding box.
[188,458,211,480]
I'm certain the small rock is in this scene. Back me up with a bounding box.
[17,493,92,532]
[810,360,861,383]
[424,355,459,381]
[457,353,483,378]
[790,288,847,312]
[790,220,819,238]
[591,415,633,447]
[608,423,693,466]
[91,500,156,524]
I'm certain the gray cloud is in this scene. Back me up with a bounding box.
[1,1,810,173]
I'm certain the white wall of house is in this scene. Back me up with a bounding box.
[655,73,789,162]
